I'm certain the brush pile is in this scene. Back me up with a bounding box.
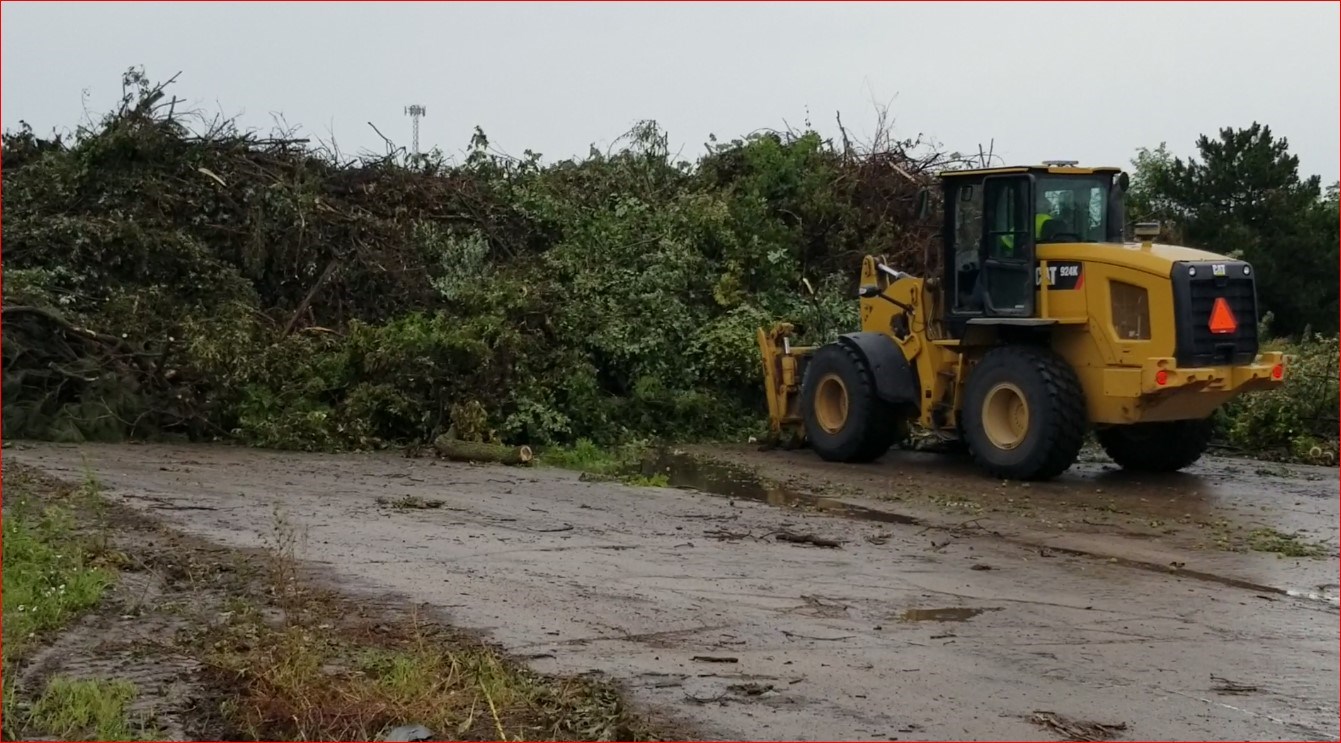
[2,69,982,450]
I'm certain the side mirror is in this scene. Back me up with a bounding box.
[915,188,932,221]
[1117,171,1131,192]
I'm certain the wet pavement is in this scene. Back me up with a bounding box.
[9,441,1340,741]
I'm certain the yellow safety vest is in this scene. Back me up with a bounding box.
[1000,214,1054,255]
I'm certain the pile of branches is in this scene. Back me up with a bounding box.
[2,68,981,450]
[2,73,528,330]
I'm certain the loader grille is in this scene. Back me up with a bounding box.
[1170,260,1259,367]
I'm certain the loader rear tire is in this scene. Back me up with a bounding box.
[1095,419,1213,472]
[801,343,907,463]
[961,345,1087,481]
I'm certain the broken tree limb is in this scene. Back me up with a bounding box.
[432,435,533,465]
[1028,711,1127,741]
[767,530,843,548]
[283,256,341,336]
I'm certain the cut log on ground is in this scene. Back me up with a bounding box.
[432,435,533,465]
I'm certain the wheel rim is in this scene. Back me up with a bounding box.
[814,373,849,434]
[982,382,1029,450]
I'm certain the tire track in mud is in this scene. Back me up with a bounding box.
[670,444,1340,610]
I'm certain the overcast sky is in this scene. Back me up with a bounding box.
[4,1,1338,182]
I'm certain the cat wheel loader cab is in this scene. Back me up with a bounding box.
[757,161,1289,481]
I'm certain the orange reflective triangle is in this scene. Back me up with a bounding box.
[1209,297,1238,334]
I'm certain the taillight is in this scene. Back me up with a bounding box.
[1155,369,1169,386]
[1271,364,1284,380]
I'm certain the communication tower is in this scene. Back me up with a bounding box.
[404,104,427,155]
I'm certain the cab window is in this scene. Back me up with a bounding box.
[1037,175,1109,242]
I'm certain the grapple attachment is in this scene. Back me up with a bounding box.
[756,322,814,449]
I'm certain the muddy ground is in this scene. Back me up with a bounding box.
[8,440,1339,741]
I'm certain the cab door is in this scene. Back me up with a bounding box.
[979,174,1036,317]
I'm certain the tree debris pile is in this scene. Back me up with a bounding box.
[3,70,976,451]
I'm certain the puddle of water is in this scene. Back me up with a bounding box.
[635,449,919,526]
[898,607,1000,622]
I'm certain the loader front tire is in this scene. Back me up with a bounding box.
[961,346,1087,481]
[801,343,906,463]
[1095,419,1213,472]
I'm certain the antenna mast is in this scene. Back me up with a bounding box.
[404,104,426,155]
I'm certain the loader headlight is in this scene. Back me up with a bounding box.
[1110,281,1151,340]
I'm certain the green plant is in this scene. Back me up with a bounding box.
[27,677,160,741]
[2,496,112,661]
[1218,334,1339,463]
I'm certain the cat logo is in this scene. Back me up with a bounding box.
[1212,264,1227,277]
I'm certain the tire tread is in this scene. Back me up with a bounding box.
[964,345,1087,481]
[802,342,908,463]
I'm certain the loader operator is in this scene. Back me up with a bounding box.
[998,193,1058,258]
[960,191,1071,310]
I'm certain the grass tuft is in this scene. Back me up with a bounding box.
[538,439,671,488]
[27,677,160,741]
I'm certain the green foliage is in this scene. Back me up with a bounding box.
[6,70,951,453]
[1218,334,1339,464]
[1126,144,1184,242]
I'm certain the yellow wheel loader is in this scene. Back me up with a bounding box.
[757,162,1289,481]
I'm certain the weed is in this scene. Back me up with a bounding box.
[27,677,160,741]
[260,505,309,621]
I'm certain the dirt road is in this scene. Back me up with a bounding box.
[11,441,1339,741]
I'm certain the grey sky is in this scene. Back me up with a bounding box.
[4,1,1338,183]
